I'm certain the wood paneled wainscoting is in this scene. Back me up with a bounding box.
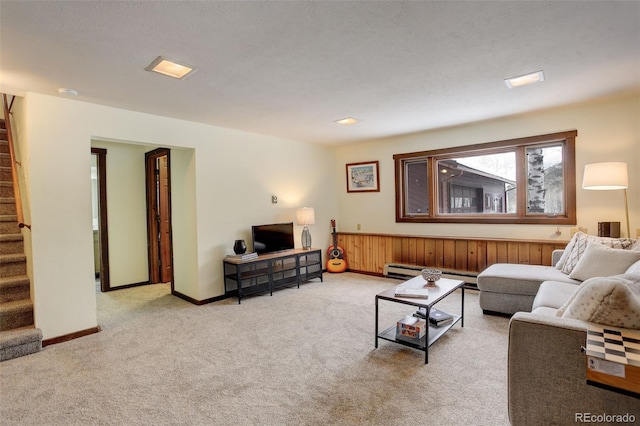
[336,233,568,277]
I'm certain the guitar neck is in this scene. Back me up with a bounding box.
[330,220,340,249]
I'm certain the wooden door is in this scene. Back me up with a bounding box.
[158,156,172,282]
[145,148,173,285]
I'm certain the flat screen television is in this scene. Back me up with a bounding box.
[251,222,295,254]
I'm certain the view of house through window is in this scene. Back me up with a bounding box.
[394,131,576,224]
[437,151,516,215]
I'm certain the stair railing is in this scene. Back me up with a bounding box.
[2,93,30,230]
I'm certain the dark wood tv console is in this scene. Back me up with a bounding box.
[223,248,323,303]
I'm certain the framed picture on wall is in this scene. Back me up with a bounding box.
[346,161,380,193]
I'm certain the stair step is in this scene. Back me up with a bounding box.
[0,233,22,242]
[0,182,12,198]
[0,253,25,262]
[0,141,7,156]
[0,153,9,168]
[0,166,10,182]
[0,197,16,215]
[0,242,23,256]
[0,253,27,278]
[0,215,19,234]
[0,275,30,303]
[0,299,34,331]
[0,326,42,361]
[0,233,24,256]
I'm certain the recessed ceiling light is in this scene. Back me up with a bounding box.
[58,88,78,96]
[145,56,197,80]
[504,70,545,88]
[335,117,360,126]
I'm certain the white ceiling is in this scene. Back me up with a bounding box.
[1,1,639,145]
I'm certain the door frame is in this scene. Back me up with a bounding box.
[91,147,111,292]
[145,148,174,288]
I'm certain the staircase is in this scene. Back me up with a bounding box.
[0,117,42,361]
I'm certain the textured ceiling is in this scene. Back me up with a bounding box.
[1,1,639,145]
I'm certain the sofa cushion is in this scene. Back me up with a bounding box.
[567,242,640,281]
[477,263,579,296]
[626,260,640,275]
[479,291,536,315]
[532,281,580,310]
[557,274,640,329]
[530,306,559,317]
[555,233,579,269]
[555,232,637,274]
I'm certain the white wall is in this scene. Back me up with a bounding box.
[335,94,640,241]
[90,140,150,287]
[25,95,98,339]
[20,92,338,339]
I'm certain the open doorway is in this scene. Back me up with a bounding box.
[145,148,174,287]
[91,148,111,291]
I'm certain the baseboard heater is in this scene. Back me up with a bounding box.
[383,263,478,288]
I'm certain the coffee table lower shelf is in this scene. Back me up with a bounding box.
[375,277,465,364]
[377,315,462,351]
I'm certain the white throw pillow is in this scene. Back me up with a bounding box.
[558,232,637,275]
[555,232,580,270]
[626,260,640,275]
[557,275,640,329]
[568,242,640,281]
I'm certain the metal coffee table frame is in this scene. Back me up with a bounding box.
[375,276,464,364]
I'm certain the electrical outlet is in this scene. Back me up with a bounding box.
[357,223,361,231]
[570,227,587,236]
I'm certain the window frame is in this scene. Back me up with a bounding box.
[393,130,577,224]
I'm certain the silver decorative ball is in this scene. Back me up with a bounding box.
[421,268,442,285]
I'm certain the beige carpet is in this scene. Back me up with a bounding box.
[1,273,510,425]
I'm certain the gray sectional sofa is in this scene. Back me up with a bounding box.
[477,232,640,425]
[478,233,640,315]
[477,251,579,315]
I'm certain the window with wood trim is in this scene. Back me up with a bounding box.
[394,131,577,224]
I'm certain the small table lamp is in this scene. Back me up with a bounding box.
[582,162,630,237]
[296,207,315,250]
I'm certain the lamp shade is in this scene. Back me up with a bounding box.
[296,207,315,225]
[582,162,628,190]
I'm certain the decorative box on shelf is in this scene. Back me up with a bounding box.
[396,314,427,342]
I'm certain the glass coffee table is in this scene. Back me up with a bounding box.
[375,276,464,364]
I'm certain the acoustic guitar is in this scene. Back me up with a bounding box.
[326,219,347,273]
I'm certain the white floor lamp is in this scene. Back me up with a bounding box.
[582,162,630,237]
